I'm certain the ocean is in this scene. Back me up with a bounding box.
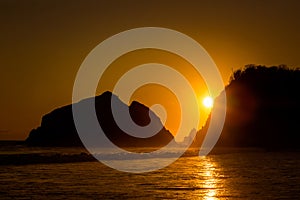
[1,144,300,199]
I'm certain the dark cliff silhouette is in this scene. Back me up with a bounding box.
[192,65,300,150]
[26,91,173,148]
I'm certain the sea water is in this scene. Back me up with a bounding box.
[0,146,300,199]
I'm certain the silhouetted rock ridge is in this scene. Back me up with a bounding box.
[192,65,300,149]
[26,91,173,147]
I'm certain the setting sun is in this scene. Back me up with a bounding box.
[203,96,214,108]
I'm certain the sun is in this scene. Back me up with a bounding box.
[202,96,214,108]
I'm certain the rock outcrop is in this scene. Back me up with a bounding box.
[192,65,300,149]
[26,91,174,148]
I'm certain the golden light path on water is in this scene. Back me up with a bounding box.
[203,160,218,200]
[196,157,222,200]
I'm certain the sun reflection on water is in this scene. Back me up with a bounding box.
[196,157,221,200]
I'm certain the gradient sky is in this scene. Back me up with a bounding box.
[1,0,300,140]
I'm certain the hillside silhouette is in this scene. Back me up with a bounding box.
[26,91,173,149]
[192,65,300,150]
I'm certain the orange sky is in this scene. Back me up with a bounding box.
[96,49,212,140]
[1,0,300,140]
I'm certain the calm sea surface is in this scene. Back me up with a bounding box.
[1,146,300,199]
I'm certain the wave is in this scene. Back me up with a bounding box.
[0,146,267,166]
[0,152,96,165]
[0,147,200,166]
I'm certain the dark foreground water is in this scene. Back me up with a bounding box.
[1,146,300,199]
